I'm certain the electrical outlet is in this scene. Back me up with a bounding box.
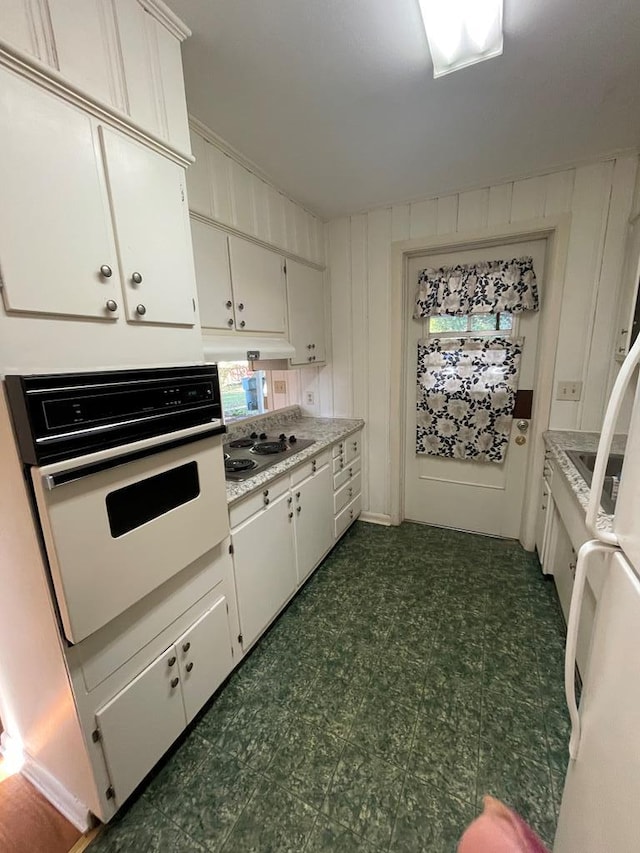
[556,380,583,401]
[273,380,287,394]
[305,391,315,405]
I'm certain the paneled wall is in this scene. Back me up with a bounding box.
[324,155,639,521]
[187,122,324,267]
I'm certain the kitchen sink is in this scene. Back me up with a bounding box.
[565,450,624,514]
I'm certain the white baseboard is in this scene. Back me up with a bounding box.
[359,512,393,526]
[15,743,92,833]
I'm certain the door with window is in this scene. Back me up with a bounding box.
[404,239,545,537]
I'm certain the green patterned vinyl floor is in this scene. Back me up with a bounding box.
[90,521,569,852]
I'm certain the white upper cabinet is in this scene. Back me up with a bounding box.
[286,259,326,364]
[0,68,120,320]
[186,130,213,217]
[100,127,196,326]
[0,0,192,155]
[191,219,234,330]
[47,0,125,111]
[228,236,287,334]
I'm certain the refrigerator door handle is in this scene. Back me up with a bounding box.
[566,539,617,759]
[586,332,640,543]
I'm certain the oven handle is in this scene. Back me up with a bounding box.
[41,423,225,490]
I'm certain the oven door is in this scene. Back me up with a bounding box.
[31,435,229,643]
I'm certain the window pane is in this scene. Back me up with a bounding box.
[469,314,498,332]
[428,315,468,333]
[498,312,513,330]
[218,361,267,422]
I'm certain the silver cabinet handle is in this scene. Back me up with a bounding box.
[288,511,293,519]
[227,318,234,327]
[311,344,316,349]
[349,468,353,477]
[170,677,179,689]
[225,300,232,309]
[296,491,301,499]
[131,272,143,284]
[264,497,270,506]
[308,356,313,362]
[238,303,244,311]
[263,490,269,496]
[100,264,113,278]
[307,344,312,350]
[168,656,176,667]
[136,304,146,316]
[287,496,293,505]
[182,642,191,653]
[186,662,194,673]
[239,320,246,328]
[105,299,118,312]
[296,506,301,513]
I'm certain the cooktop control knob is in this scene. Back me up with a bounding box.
[289,435,297,443]
[250,431,258,439]
[279,433,286,441]
[259,432,267,440]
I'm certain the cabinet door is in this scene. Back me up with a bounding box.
[100,127,196,326]
[228,236,286,334]
[48,0,124,109]
[294,465,333,584]
[176,595,234,723]
[0,69,120,319]
[96,645,186,807]
[191,219,235,330]
[2,0,46,60]
[232,492,296,649]
[287,259,326,364]
[154,19,190,154]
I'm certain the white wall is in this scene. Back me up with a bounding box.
[323,155,639,520]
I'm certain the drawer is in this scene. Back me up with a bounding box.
[229,475,289,529]
[332,454,345,474]
[334,472,361,515]
[332,440,346,458]
[345,432,362,463]
[333,456,361,491]
[335,493,362,539]
[290,449,331,487]
[543,457,555,483]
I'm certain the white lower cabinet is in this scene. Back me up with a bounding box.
[176,596,234,724]
[95,645,186,808]
[232,490,297,650]
[94,587,236,808]
[294,464,333,584]
[332,429,363,540]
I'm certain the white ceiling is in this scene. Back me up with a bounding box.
[170,0,640,218]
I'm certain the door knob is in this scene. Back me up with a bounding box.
[516,419,529,433]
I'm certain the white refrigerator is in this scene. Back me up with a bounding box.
[554,333,640,852]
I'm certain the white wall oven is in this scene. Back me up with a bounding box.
[5,365,229,643]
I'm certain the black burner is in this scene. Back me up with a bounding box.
[229,437,254,448]
[225,458,257,472]
[253,441,287,455]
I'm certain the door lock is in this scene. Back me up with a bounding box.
[516,419,529,433]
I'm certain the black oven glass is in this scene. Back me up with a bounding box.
[106,462,200,538]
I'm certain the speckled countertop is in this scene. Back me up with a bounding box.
[543,430,627,533]
[224,407,364,505]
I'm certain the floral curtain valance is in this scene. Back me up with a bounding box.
[414,256,539,318]
[416,336,523,464]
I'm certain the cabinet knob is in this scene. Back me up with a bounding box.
[308,356,313,362]
[225,300,233,309]
[105,299,118,312]
[349,468,353,477]
[311,344,316,349]
[307,344,312,350]
[131,271,143,284]
[264,497,270,506]
[170,677,179,689]
[263,490,269,496]
[296,506,301,513]
[227,318,234,327]
[288,511,293,519]
[350,510,354,519]
[168,656,176,667]
[287,496,293,505]
[186,662,194,673]
[239,320,246,328]
[136,304,146,316]
[182,642,191,653]
[100,264,113,278]
[238,303,244,311]
[296,491,301,499]
[349,488,353,497]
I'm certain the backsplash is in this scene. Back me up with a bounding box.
[224,406,302,442]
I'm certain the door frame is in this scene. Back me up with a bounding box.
[389,215,572,548]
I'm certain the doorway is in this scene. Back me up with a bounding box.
[403,239,547,537]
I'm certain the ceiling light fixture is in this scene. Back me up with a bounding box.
[418,0,504,78]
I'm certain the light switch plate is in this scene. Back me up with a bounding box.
[556,380,583,401]
[273,380,287,394]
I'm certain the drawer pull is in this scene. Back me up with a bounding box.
[263,489,269,497]
[297,506,301,513]
[182,642,191,653]
[349,468,353,477]
[168,656,176,667]
[288,512,293,519]
[264,497,270,506]
[170,677,179,689]
[296,491,301,499]
[287,496,293,505]
[186,662,194,673]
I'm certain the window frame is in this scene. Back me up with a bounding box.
[426,311,518,339]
